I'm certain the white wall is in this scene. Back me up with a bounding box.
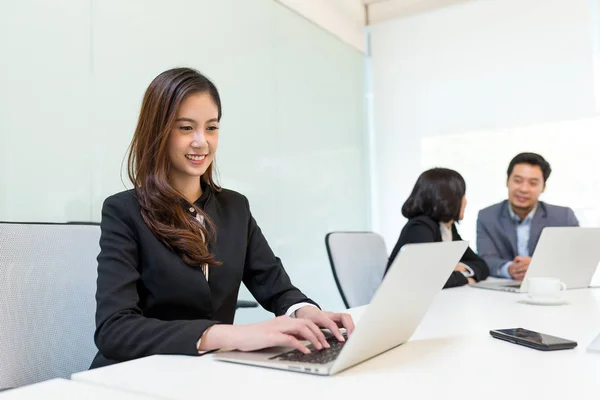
[369,0,600,253]
[0,0,369,321]
[0,0,93,222]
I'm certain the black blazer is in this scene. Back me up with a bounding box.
[91,186,317,369]
[386,215,489,288]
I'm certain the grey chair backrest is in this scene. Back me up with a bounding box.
[0,222,100,389]
[325,232,388,309]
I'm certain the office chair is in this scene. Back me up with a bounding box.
[0,222,100,389]
[236,300,258,309]
[325,232,388,309]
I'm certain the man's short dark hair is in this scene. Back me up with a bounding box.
[402,168,466,222]
[507,152,552,182]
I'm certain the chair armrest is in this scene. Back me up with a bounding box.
[236,300,258,309]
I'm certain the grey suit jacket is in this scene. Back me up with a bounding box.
[476,200,579,277]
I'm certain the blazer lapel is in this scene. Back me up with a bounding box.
[500,202,518,256]
[529,202,547,254]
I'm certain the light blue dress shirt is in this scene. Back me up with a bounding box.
[498,205,537,279]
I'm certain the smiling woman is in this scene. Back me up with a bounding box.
[126,69,223,269]
[169,94,220,192]
[91,67,355,369]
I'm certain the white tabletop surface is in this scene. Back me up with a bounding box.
[0,378,156,399]
[72,285,600,400]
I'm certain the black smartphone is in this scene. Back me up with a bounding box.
[489,328,578,351]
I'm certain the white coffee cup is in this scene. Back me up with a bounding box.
[526,277,567,299]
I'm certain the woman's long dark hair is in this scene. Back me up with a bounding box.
[402,168,466,222]
[127,67,222,268]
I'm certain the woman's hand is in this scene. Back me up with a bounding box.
[198,306,354,354]
[199,308,355,354]
[295,306,355,342]
[454,265,476,284]
[454,264,468,273]
[201,316,332,354]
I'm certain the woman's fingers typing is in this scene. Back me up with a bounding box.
[231,313,356,354]
[302,319,330,348]
[294,323,322,350]
[276,333,311,354]
[337,313,355,336]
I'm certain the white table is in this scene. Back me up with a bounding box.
[0,378,156,399]
[72,287,600,400]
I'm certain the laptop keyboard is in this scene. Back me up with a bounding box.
[502,283,521,288]
[269,333,347,364]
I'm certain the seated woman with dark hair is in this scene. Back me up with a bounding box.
[386,168,489,288]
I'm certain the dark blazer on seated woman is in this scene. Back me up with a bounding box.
[91,187,318,369]
[385,167,489,289]
[386,215,489,288]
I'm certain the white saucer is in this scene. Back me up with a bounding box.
[520,294,568,306]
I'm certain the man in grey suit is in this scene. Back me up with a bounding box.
[477,152,579,280]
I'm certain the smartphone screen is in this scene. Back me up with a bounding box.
[491,328,577,349]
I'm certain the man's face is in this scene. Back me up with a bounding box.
[507,163,545,212]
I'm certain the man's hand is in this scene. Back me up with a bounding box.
[508,256,532,280]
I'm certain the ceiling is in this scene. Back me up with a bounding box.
[275,0,473,52]
[364,0,473,24]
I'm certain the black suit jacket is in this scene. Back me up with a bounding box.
[90,186,317,369]
[386,215,489,288]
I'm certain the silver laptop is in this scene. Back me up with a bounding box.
[471,227,600,293]
[213,240,469,376]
